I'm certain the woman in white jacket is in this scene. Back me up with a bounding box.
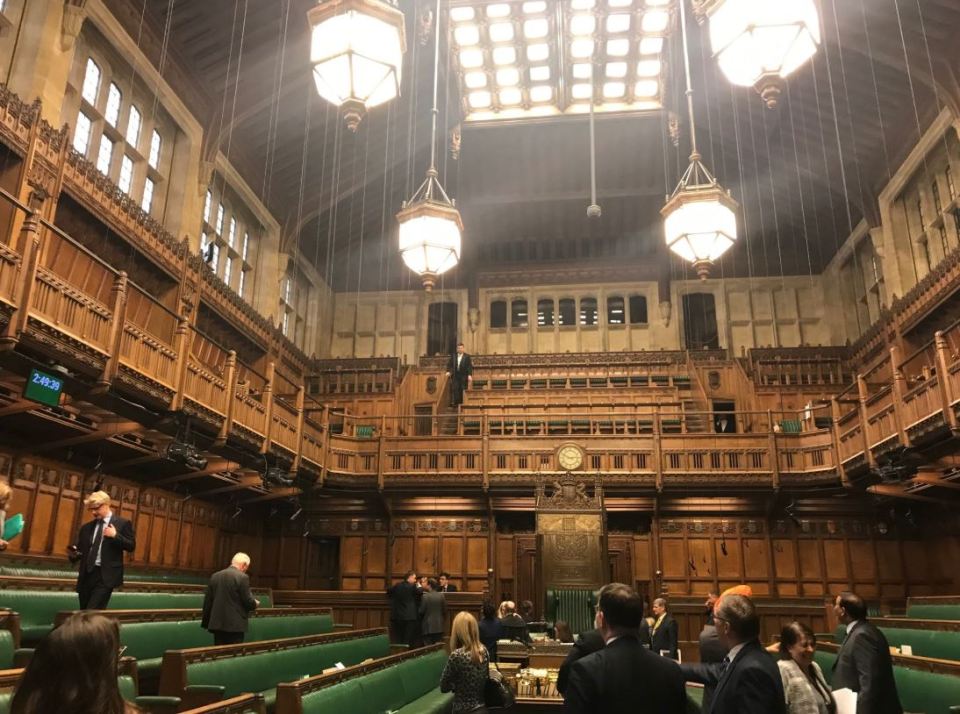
[777,621,836,714]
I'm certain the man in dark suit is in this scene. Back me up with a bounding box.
[650,597,679,660]
[419,578,446,645]
[201,553,260,645]
[445,342,473,407]
[387,570,421,648]
[832,591,903,714]
[68,490,135,609]
[438,572,458,592]
[563,582,686,714]
[681,594,785,714]
[558,627,605,695]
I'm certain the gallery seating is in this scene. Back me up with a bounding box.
[273,644,451,714]
[0,563,208,585]
[908,596,960,621]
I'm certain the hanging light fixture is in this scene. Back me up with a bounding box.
[396,0,462,291]
[662,0,738,281]
[695,0,820,108]
[307,0,407,131]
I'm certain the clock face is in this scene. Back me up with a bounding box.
[557,445,583,471]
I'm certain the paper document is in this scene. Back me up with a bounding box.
[833,688,857,714]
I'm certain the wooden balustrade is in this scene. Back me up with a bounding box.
[119,323,178,388]
[182,361,228,419]
[30,266,112,353]
[0,241,20,307]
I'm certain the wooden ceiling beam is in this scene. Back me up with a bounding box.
[31,421,143,453]
[866,484,944,503]
[911,472,960,492]
[153,459,241,486]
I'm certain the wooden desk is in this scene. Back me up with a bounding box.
[497,641,573,668]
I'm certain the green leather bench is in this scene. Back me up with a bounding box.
[832,621,960,662]
[0,565,207,585]
[908,601,960,621]
[180,693,266,714]
[816,647,960,714]
[123,612,335,683]
[0,591,212,643]
[160,628,392,711]
[274,644,451,714]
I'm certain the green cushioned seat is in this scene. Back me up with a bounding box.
[907,604,960,620]
[472,380,487,389]
[0,565,207,585]
[301,679,365,714]
[118,675,137,702]
[185,634,390,702]
[816,649,960,714]
[780,420,803,433]
[0,630,13,670]
[530,380,547,389]
[355,425,375,438]
[685,683,704,713]
[394,649,447,702]
[878,626,960,661]
[393,689,453,714]
[0,692,10,714]
[0,590,211,642]
[357,665,406,713]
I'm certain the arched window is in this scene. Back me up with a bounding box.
[607,296,625,325]
[629,295,648,324]
[105,83,122,126]
[81,58,101,104]
[511,299,528,328]
[490,300,507,328]
[558,298,576,326]
[537,298,555,327]
[580,297,598,326]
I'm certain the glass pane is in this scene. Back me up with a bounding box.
[149,130,162,169]
[73,112,92,155]
[142,178,154,213]
[558,298,575,326]
[215,204,225,234]
[223,257,232,285]
[511,299,528,328]
[228,217,237,247]
[82,58,101,104]
[118,155,133,193]
[537,298,554,327]
[490,300,507,328]
[204,190,212,222]
[126,105,142,147]
[629,295,648,324]
[96,136,113,174]
[242,232,250,261]
[579,297,597,325]
[105,83,122,126]
[607,296,625,324]
[238,270,246,298]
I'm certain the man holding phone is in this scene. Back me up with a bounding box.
[68,490,136,609]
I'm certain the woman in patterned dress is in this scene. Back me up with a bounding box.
[441,611,490,713]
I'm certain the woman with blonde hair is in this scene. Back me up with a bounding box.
[441,611,490,713]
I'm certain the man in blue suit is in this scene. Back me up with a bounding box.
[680,594,786,714]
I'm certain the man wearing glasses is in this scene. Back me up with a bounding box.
[68,490,136,609]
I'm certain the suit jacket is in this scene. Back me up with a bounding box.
[73,514,135,590]
[564,634,687,714]
[419,590,446,635]
[698,624,728,713]
[558,628,606,694]
[499,612,532,644]
[681,639,786,714]
[440,583,458,592]
[831,621,902,714]
[387,580,421,621]
[779,659,835,714]
[651,613,679,659]
[201,566,258,633]
[447,353,473,383]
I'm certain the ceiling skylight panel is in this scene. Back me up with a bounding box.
[570,38,594,57]
[499,87,523,105]
[459,48,484,68]
[639,37,663,54]
[465,71,488,88]
[493,46,517,65]
[450,6,475,21]
[486,3,511,17]
[606,13,631,33]
[523,18,549,39]
[572,63,592,79]
[523,1,546,12]
[637,59,661,77]
[527,43,550,62]
[469,90,492,108]
[489,21,515,42]
[570,14,596,35]
[606,61,627,77]
[496,67,521,86]
[642,9,670,32]
[606,38,630,56]
[530,65,551,81]
[455,24,481,45]
[530,85,552,102]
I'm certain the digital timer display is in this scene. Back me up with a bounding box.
[24,368,64,407]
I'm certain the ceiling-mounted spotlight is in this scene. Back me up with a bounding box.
[289,497,303,521]
[263,466,296,489]
[166,441,207,471]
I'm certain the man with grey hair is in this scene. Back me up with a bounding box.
[650,597,679,660]
[202,552,260,645]
[680,594,785,714]
[68,490,136,609]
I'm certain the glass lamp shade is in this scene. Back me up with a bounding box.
[707,0,820,107]
[397,200,463,290]
[308,0,406,130]
[662,183,738,280]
